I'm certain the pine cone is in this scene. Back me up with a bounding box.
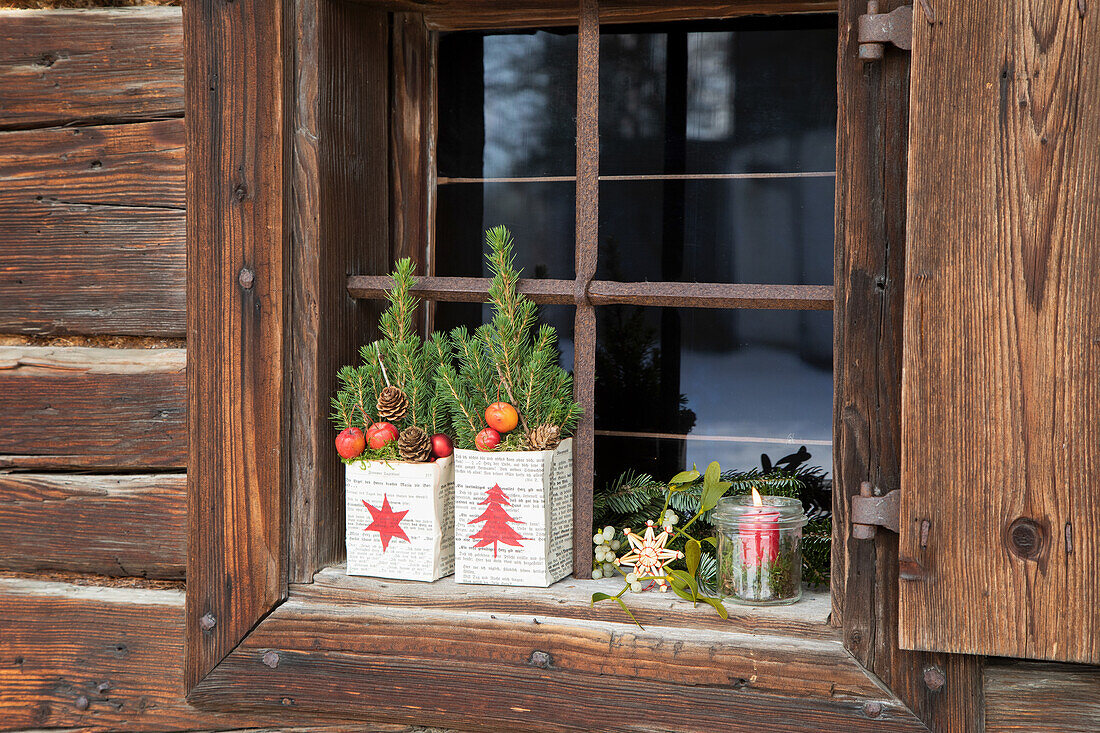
[527,424,561,451]
[398,426,432,462]
[376,386,409,423]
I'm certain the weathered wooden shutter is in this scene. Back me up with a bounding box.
[899,0,1100,663]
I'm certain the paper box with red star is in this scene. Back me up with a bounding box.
[345,455,455,581]
[454,439,573,587]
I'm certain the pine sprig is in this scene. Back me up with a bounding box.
[433,226,583,450]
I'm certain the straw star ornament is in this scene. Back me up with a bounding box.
[614,520,683,591]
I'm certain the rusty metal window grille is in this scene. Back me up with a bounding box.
[349,7,837,572]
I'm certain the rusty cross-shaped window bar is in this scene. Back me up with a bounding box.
[346,0,835,576]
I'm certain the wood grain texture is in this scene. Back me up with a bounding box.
[834,0,985,728]
[346,0,838,30]
[568,0,599,578]
[191,585,925,732]
[305,564,837,639]
[0,8,184,129]
[0,474,186,579]
[390,13,430,269]
[900,0,1100,663]
[0,577,419,732]
[287,1,389,584]
[984,661,1100,732]
[184,0,288,690]
[0,346,186,470]
[0,120,185,336]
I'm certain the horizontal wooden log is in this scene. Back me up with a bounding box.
[0,347,186,470]
[0,8,184,129]
[347,0,838,30]
[348,275,834,310]
[0,474,186,579]
[192,583,923,731]
[984,661,1100,732]
[0,577,420,731]
[0,120,186,336]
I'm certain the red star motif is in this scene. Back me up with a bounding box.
[363,495,410,552]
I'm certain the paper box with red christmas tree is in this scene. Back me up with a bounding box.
[454,439,573,587]
[345,456,455,581]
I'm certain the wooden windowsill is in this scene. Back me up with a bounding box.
[301,564,835,637]
[189,564,923,730]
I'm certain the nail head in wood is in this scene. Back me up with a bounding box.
[262,650,280,669]
[862,701,883,718]
[1007,517,1045,561]
[923,664,946,692]
[199,612,216,631]
[75,695,89,711]
[238,267,255,290]
[528,650,553,669]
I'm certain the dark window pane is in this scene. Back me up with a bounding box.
[597,177,834,284]
[599,16,837,176]
[438,30,578,179]
[595,306,832,489]
[435,182,576,279]
[434,303,575,373]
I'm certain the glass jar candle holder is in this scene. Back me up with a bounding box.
[712,493,808,605]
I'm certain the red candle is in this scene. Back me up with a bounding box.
[740,488,780,567]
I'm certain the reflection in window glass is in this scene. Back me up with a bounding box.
[595,307,832,486]
[600,177,833,285]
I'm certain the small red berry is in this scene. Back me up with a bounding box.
[366,422,399,449]
[485,401,519,433]
[475,427,501,452]
[335,427,366,459]
[430,433,454,458]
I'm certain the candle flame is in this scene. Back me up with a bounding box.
[751,487,763,507]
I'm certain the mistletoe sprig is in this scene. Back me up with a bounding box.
[591,462,735,627]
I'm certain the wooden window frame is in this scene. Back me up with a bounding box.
[183,0,982,729]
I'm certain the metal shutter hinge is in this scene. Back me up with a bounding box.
[858,2,913,61]
[851,481,900,539]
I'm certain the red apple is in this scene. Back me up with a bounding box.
[475,427,501,452]
[335,427,366,459]
[485,401,519,433]
[366,421,399,449]
[430,433,454,458]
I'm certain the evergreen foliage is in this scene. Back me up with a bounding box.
[593,448,832,588]
[330,258,444,461]
[433,226,582,449]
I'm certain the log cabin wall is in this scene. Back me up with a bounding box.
[0,5,1095,733]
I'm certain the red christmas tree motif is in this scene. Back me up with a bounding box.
[363,495,410,552]
[469,484,528,557]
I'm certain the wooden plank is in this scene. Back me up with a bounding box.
[286,1,389,584]
[833,0,985,728]
[0,8,184,129]
[0,577,414,731]
[346,0,838,30]
[304,564,838,639]
[900,0,1100,663]
[0,347,186,470]
[984,661,1100,732]
[191,586,925,731]
[0,120,186,336]
[184,0,288,690]
[0,474,186,579]
[390,13,430,269]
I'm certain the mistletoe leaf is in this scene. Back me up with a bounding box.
[699,595,729,619]
[700,461,733,512]
[685,538,701,577]
[591,592,642,629]
[703,536,718,548]
[667,575,695,603]
[669,468,700,486]
[668,568,699,598]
